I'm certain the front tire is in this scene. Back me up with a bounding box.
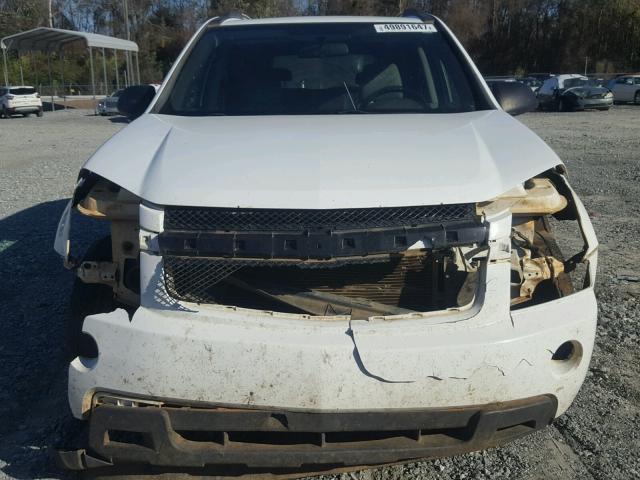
[36,107,43,117]
[634,91,640,105]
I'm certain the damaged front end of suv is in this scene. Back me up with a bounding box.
[54,12,598,476]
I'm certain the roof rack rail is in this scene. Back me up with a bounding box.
[401,9,435,22]
[210,11,251,26]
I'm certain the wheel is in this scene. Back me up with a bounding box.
[36,107,43,117]
[557,99,565,112]
[22,113,31,117]
[68,236,118,360]
[2,106,10,118]
[635,91,640,105]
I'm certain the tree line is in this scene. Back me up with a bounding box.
[1,0,639,90]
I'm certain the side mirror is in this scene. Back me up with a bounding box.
[117,85,157,120]
[489,81,538,116]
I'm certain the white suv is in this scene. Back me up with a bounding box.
[0,85,43,118]
[55,12,598,475]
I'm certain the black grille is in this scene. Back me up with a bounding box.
[163,252,468,313]
[164,204,475,231]
[163,255,393,305]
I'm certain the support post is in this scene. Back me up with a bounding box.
[32,51,38,87]
[113,49,119,90]
[89,46,96,101]
[2,48,9,86]
[125,52,131,87]
[101,48,108,94]
[18,51,24,85]
[135,52,141,85]
[47,53,54,111]
[123,0,132,86]
[60,49,66,109]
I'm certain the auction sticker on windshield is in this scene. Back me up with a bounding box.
[374,23,437,33]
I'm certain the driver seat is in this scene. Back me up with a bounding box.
[356,63,403,102]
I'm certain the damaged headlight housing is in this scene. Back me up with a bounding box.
[478,166,596,308]
[65,170,142,307]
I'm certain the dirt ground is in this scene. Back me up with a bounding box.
[0,106,638,480]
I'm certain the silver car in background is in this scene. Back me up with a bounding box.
[609,74,640,104]
[96,89,124,115]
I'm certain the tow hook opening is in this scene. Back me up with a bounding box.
[77,333,99,359]
[552,340,580,361]
[551,340,583,375]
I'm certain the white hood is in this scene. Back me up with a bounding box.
[83,110,561,209]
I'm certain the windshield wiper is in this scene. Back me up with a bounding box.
[335,83,370,114]
[343,81,357,112]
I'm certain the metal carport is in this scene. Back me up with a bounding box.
[1,27,139,106]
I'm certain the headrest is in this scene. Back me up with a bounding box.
[356,63,386,85]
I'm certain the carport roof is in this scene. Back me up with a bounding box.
[1,27,138,53]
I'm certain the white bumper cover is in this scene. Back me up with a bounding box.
[69,279,596,418]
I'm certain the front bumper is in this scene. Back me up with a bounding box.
[57,394,557,471]
[61,174,598,471]
[69,272,596,418]
[571,97,614,109]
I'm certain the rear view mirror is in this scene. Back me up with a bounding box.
[300,42,349,58]
[488,81,538,116]
[117,85,157,120]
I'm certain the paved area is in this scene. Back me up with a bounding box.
[0,107,638,479]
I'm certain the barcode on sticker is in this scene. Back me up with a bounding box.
[374,23,437,33]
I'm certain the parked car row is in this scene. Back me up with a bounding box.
[486,72,640,112]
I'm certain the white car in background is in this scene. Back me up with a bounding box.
[0,85,43,118]
[609,74,640,104]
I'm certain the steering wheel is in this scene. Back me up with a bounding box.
[360,86,429,109]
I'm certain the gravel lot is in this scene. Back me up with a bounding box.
[1,107,638,480]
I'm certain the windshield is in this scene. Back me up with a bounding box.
[9,87,36,95]
[563,78,589,89]
[158,22,491,116]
